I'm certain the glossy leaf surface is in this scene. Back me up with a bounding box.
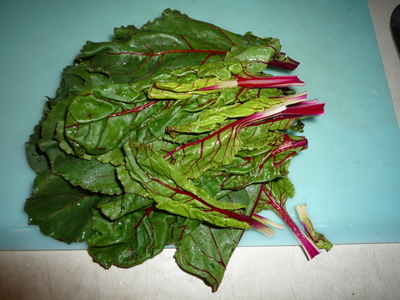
[24,9,328,292]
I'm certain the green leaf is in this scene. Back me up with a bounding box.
[164,121,243,178]
[39,93,76,154]
[257,177,295,213]
[50,147,123,195]
[174,185,261,292]
[98,193,154,221]
[122,140,257,230]
[25,115,50,175]
[211,133,306,190]
[169,96,283,134]
[175,223,241,292]
[51,62,92,103]
[225,45,276,64]
[64,83,150,156]
[79,9,287,83]
[148,78,222,99]
[88,207,198,269]
[25,169,109,243]
[23,8,325,292]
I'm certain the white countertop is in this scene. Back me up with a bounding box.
[1,1,400,299]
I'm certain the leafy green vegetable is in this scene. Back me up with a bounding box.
[25,9,331,292]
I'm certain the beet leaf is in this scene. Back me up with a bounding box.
[24,9,330,292]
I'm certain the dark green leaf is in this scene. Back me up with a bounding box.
[50,147,123,195]
[23,8,326,292]
[174,185,261,292]
[88,207,196,268]
[25,116,50,174]
[79,9,287,83]
[25,169,109,243]
[98,193,154,220]
[122,140,251,230]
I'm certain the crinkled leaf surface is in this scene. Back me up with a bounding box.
[122,140,256,230]
[165,122,244,179]
[64,83,151,156]
[79,9,289,83]
[24,8,327,292]
[167,96,283,134]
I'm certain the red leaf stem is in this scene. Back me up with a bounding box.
[261,185,321,259]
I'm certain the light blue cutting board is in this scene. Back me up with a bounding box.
[1,0,399,250]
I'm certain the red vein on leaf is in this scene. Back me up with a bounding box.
[207,226,227,269]
[188,227,227,269]
[133,206,155,229]
[149,176,266,230]
[164,118,241,159]
[108,49,227,57]
[108,100,158,118]
[181,255,220,291]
